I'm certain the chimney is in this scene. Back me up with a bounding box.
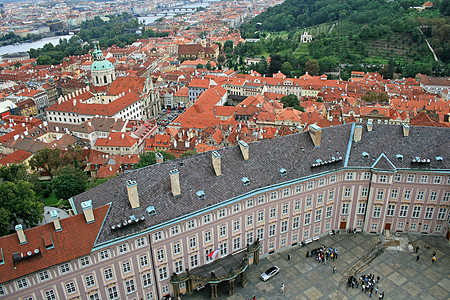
[15,224,27,244]
[50,210,62,231]
[126,180,140,209]
[367,119,373,132]
[354,125,363,143]
[154,152,163,163]
[211,151,221,176]
[402,124,410,137]
[170,169,181,196]
[81,200,95,223]
[238,140,249,161]
[308,124,322,147]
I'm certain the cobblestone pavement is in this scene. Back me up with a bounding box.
[182,233,450,300]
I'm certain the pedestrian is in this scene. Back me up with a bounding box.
[370,291,372,298]
[376,275,380,282]
[416,255,420,261]
[415,246,419,253]
[333,266,336,273]
[379,292,383,299]
[288,254,291,260]
[253,296,256,300]
[432,255,436,263]
[306,251,309,257]
[375,287,378,294]
[280,283,285,293]
[432,251,436,256]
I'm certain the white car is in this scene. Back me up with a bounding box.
[260,266,280,281]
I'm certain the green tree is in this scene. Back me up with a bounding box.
[386,58,395,79]
[441,0,450,16]
[318,56,337,73]
[281,61,293,76]
[29,148,62,179]
[134,151,176,169]
[280,94,304,111]
[62,144,84,168]
[86,176,115,190]
[305,59,319,76]
[51,166,88,200]
[217,54,226,64]
[180,150,197,158]
[223,40,234,53]
[0,180,44,236]
[206,61,212,70]
[0,164,28,182]
[196,63,204,69]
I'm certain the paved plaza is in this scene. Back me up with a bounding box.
[183,233,450,299]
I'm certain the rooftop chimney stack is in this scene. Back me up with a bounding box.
[238,140,249,161]
[211,151,222,176]
[402,124,410,137]
[170,169,181,196]
[15,224,27,244]
[155,152,164,163]
[126,180,140,209]
[50,210,62,231]
[354,125,363,143]
[308,124,322,147]
[81,200,95,223]
[367,119,373,132]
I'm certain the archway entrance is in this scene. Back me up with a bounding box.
[171,240,260,299]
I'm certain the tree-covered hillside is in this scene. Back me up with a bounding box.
[239,0,449,76]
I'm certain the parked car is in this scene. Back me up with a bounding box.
[260,266,280,281]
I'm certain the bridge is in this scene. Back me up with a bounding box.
[142,7,197,18]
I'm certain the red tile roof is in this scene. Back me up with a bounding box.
[0,149,32,166]
[0,204,110,283]
[95,132,137,147]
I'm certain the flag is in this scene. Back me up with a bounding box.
[207,249,220,259]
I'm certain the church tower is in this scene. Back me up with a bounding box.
[90,45,115,87]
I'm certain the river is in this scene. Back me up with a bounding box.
[0,34,74,57]
[0,0,218,57]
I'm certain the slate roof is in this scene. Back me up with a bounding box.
[71,124,449,246]
[348,125,449,169]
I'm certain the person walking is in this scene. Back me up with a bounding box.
[253,296,256,300]
[432,255,436,263]
[288,254,291,260]
[280,283,285,293]
[415,246,419,253]
[333,266,336,273]
[416,255,420,261]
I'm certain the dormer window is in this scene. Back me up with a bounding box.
[242,177,250,186]
[146,206,156,216]
[362,152,369,158]
[196,190,205,200]
[280,168,287,176]
[396,154,403,160]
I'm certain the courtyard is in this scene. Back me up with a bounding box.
[183,233,450,299]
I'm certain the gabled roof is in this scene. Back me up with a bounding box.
[0,205,110,283]
[95,132,137,147]
[0,149,32,165]
[372,153,397,170]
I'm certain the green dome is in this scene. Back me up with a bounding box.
[91,45,114,72]
[91,59,114,72]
